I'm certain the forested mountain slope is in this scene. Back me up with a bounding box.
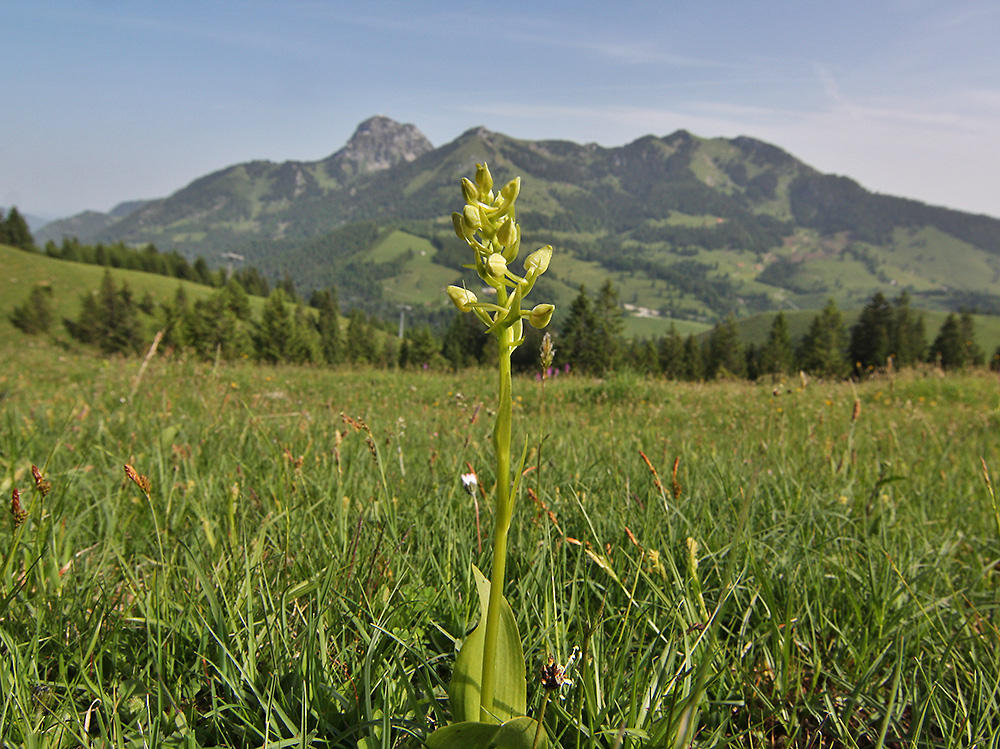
[37,116,1000,324]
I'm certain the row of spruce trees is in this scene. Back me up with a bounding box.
[11,270,441,368]
[12,269,998,378]
[559,282,995,379]
[5,214,998,377]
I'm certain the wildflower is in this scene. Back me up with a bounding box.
[448,162,554,346]
[539,656,570,691]
[461,472,478,496]
[540,646,579,692]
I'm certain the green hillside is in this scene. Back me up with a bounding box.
[0,244,259,345]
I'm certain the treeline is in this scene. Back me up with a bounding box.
[2,212,271,297]
[10,269,446,369]
[612,289,998,381]
[41,237,271,297]
[10,255,1000,377]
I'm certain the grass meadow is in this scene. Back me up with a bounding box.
[1,342,999,747]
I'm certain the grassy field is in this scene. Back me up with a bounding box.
[2,337,1000,747]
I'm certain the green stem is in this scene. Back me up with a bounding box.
[532,693,550,749]
[480,323,514,722]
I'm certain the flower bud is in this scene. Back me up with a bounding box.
[527,303,555,329]
[476,163,493,195]
[461,177,479,205]
[500,177,520,204]
[496,217,517,247]
[446,285,478,312]
[452,212,468,240]
[524,245,552,277]
[486,253,507,279]
[477,204,492,231]
[462,204,482,230]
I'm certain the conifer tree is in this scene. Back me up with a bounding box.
[255,289,292,363]
[631,338,659,375]
[889,290,927,366]
[797,298,848,378]
[657,325,686,380]
[929,313,961,369]
[65,271,142,354]
[1,207,36,251]
[311,287,341,365]
[930,312,984,369]
[345,309,377,365]
[183,287,254,361]
[704,314,746,378]
[277,274,298,301]
[681,334,704,381]
[100,274,142,354]
[161,285,190,348]
[592,279,624,372]
[959,311,984,366]
[404,326,439,368]
[758,311,794,378]
[221,278,252,320]
[286,306,322,364]
[849,291,893,375]
[560,285,599,374]
[744,342,761,381]
[192,257,214,286]
[442,311,488,369]
[9,284,54,334]
[377,334,399,369]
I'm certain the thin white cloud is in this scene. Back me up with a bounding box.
[561,38,722,68]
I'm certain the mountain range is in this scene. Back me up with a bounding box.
[35,115,1000,327]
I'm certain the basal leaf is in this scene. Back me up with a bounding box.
[425,716,548,749]
[448,564,526,723]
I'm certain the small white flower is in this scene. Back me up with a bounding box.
[461,472,478,495]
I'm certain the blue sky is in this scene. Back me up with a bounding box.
[3,0,999,220]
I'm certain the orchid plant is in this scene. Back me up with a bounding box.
[426,164,554,749]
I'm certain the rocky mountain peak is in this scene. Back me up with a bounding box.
[329,115,433,174]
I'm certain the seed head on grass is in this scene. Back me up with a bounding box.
[540,332,555,381]
[124,464,151,496]
[11,488,28,529]
[31,465,51,497]
[671,455,682,500]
